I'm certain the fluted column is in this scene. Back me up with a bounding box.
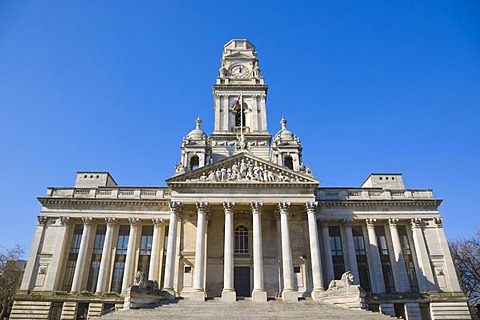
[388,218,410,292]
[279,202,297,301]
[149,218,164,282]
[96,218,117,293]
[305,202,324,300]
[251,202,267,302]
[222,202,236,302]
[192,202,208,301]
[163,201,181,295]
[71,217,93,292]
[342,218,360,285]
[20,216,47,292]
[411,218,436,292]
[121,217,140,292]
[320,219,335,284]
[365,218,386,293]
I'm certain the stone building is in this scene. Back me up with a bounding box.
[11,39,470,319]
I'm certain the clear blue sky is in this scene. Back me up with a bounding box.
[0,1,479,254]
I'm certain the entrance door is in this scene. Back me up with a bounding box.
[234,267,251,297]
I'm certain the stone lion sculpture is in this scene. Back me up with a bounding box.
[134,271,145,287]
[327,271,354,291]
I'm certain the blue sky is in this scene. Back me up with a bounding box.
[0,1,479,253]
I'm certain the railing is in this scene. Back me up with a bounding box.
[316,188,434,201]
[46,187,171,200]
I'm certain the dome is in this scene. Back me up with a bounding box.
[186,117,207,141]
[273,117,295,143]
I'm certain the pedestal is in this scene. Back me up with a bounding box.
[190,290,206,301]
[221,290,236,302]
[251,290,267,302]
[282,290,298,302]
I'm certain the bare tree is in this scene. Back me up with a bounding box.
[450,229,480,307]
[0,245,24,319]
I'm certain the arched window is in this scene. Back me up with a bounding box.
[284,155,294,170]
[235,225,249,253]
[189,155,199,171]
[235,109,245,127]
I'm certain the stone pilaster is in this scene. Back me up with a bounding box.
[96,217,117,293]
[410,218,436,292]
[305,202,324,300]
[20,216,47,292]
[191,202,208,301]
[365,218,386,293]
[388,218,410,292]
[251,201,267,302]
[222,202,236,302]
[71,217,93,292]
[279,202,297,301]
[163,201,181,295]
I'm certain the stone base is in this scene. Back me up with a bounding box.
[251,290,267,302]
[311,289,325,301]
[221,290,236,302]
[190,290,206,301]
[282,290,298,302]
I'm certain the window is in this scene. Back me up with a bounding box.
[284,155,293,170]
[329,226,345,280]
[235,109,245,127]
[138,226,153,276]
[70,224,83,254]
[235,225,249,253]
[62,224,83,291]
[87,225,107,291]
[49,302,63,320]
[62,261,76,291]
[111,225,129,293]
[377,235,389,256]
[330,236,343,256]
[189,155,199,171]
[352,228,366,256]
[111,261,125,293]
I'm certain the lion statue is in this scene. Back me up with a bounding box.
[134,271,145,287]
[327,271,354,291]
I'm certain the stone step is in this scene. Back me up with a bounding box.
[93,298,393,320]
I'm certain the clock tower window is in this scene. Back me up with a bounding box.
[235,109,245,128]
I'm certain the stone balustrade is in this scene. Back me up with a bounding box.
[45,187,172,199]
[316,188,434,201]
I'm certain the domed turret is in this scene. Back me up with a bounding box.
[273,117,295,144]
[176,117,211,175]
[185,117,207,142]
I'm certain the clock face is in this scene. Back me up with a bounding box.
[230,65,249,78]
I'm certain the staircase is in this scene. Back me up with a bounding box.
[92,298,392,320]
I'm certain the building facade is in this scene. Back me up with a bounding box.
[11,40,470,319]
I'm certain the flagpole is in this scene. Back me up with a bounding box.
[240,92,244,149]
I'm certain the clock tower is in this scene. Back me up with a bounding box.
[210,39,271,162]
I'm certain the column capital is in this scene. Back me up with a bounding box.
[37,216,48,226]
[411,218,422,228]
[366,218,377,229]
[278,202,291,213]
[320,219,330,228]
[82,217,93,226]
[169,201,182,213]
[388,218,399,228]
[105,217,118,226]
[60,216,71,226]
[305,201,317,213]
[433,217,443,228]
[341,218,353,227]
[223,202,235,213]
[251,201,263,213]
[196,201,209,213]
[152,218,165,226]
[128,217,141,227]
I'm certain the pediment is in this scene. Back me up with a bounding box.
[166,152,319,187]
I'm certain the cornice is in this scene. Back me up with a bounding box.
[168,181,318,190]
[38,197,171,207]
[213,84,268,91]
[318,199,442,208]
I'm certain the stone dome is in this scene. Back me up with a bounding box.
[273,117,295,143]
[186,117,207,141]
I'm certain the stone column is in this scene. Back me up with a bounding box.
[71,217,93,292]
[192,202,208,301]
[411,218,436,292]
[47,217,72,291]
[388,218,410,292]
[365,218,386,293]
[320,219,335,285]
[251,201,267,302]
[305,202,324,300]
[222,202,236,302]
[96,218,117,293]
[279,202,297,301]
[121,217,140,292]
[20,216,47,292]
[163,201,181,295]
[149,218,164,282]
[342,219,360,285]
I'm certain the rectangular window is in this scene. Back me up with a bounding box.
[110,225,129,293]
[398,225,419,292]
[70,224,84,254]
[138,226,154,276]
[352,227,366,256]
[329,226,345,279]
[62,224,84,291]
[111,261,125,293]
[62,261,76,291]
[93,225,107,254]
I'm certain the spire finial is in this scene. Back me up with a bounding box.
[196,117,202,129]
[280,117,287,129]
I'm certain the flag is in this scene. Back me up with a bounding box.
[231,93,242,111]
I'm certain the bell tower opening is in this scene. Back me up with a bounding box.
[284,155,294,170]
[189,155,199,171]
